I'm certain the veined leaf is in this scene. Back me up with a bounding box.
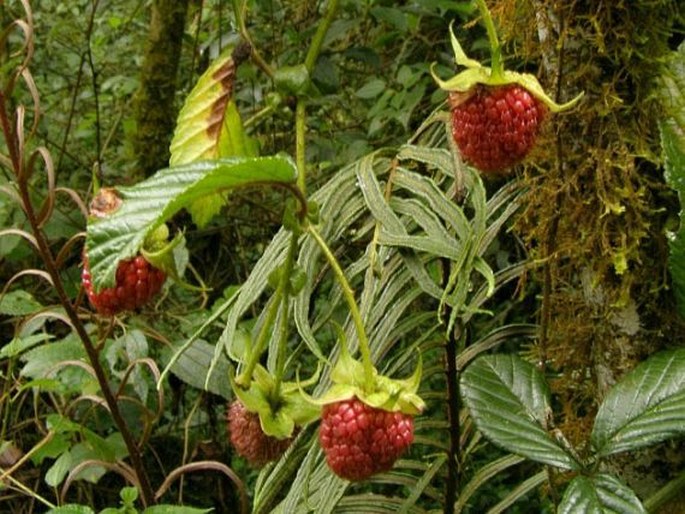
[85,156,298,292]
[460,354,580,470]
[558,474,645,514]
[169,42,257,226]
[591,348,685,457]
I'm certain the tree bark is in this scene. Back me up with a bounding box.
[133,0,189,179]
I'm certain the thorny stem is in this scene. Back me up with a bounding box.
[474,0,504,80]
[307,224,375,389]
[0,92,155,507]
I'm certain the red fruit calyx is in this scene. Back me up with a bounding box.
[227,400,294,468]
[450,84,547,173]
[81,254,166,316]
[319,397,414,481]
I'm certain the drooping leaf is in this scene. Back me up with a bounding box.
[169,41,257,226]
[558,474,646,514]
[460,354,580,470]
[85,156,298,292]
[591,348,685,457]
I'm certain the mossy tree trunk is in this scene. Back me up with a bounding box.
[133,0,190,179]
[490,0,683,505]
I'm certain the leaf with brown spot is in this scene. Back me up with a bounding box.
[169,41,256,227]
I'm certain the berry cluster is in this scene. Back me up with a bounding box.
[319,397,414,481]
[227,400,294,467]
[82,255,166,316]
[450,84,546,173]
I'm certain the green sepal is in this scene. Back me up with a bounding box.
[230,364,321,439]
[306,200,320,225]
[140,231,206,292]
[431,23,584,113]
[303,329,425,416]
[274,64,311,97]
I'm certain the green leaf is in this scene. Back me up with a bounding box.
[0,289,43,315]
[85,156,298,291]
[165,339,232,399]
[20,336,84,379]
[355,79,387,99]
[591,348,685,457]
[0,333,53,358]
[661,43,685,316]
[45,450,72,487]
[460,354,580,470]
[558,474,645,514]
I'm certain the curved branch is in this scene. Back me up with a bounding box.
[154,460,249,514]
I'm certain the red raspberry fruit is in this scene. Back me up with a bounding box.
[81,254,166,316]
[450,84,547,174]
[227,400,294,468]
[319,397,414,481]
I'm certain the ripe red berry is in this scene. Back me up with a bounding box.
[81,254,166,315]
[227,400,294,467]
[319,397,414,481]
[450,84,547,174]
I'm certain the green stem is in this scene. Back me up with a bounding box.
[295,101,307,194]
[303,0,340,73]
[307,225,375,389]
[272,235,298,399]
[237,234,297,387]
[295,0,340,194]
[474,0,504,80]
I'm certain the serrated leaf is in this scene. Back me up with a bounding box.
[558,474,646,514]
[85,156,298,291]
[591,348,685,457]
[0,333,53,358]
[460,354,580,470]
[20,336,84,379]
[0,289,43,315]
